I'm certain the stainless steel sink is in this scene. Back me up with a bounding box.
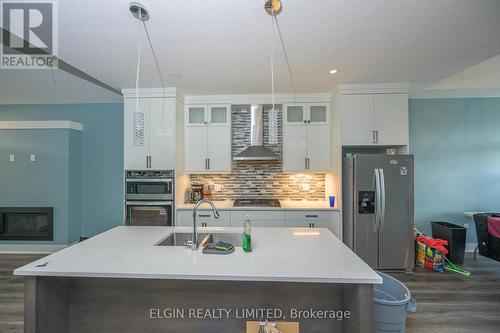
[155,232,242,247]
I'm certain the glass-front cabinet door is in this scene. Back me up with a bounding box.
[284,104,307,125]
[208,105,230,125]
[186,105,207,125]
[308,103,329,125]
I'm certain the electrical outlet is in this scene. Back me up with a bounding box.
[214,184,221,192]
[30,154,36,162]
[302,183,310,191]
[9,154,15,162]
[464,223,470,229]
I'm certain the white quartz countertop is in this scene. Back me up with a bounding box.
[177,200,339,211]
[14,226,381,284]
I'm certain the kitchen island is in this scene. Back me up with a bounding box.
[15,226,381,333]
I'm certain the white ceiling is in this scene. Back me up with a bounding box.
[1,0,500,102]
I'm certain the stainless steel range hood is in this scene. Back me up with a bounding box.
[234,105,280,161]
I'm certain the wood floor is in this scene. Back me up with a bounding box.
[1,253,499,333]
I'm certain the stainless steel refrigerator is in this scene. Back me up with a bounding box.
[343,155,414,270]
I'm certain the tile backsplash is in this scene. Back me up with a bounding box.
[189,105,326,201]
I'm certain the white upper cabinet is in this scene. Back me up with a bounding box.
[206,126,231,172]
[308,103,329,125]
[124,97,175,170]
[185,127,208,172]
[341,95,374,145]
[208,105,230,125]
[284,103,329,125]
[186,105,206,125]
[149,98,176,170]
[341,93,408,146]
[283,125,308,171]
[283,103,331,172]
[373,94,408,145]
[306,125,330,171]
[284,104,306,125]
[185,104,231,173]
[186,105,230,126]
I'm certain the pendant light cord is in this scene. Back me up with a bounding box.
[142,21,165,87]
[271,9,276,110]
[135,26,142,112]
[272,14,296,95]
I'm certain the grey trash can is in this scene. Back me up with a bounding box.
[374,272,416,333]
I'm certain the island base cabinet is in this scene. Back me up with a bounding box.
[24,276,373,333]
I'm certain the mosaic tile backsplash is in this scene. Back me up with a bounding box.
[189,105,326,201]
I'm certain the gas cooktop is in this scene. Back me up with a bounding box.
[233,199,281,208]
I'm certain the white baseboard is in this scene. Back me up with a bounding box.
[0,244,67,254]
[465,243,477,252]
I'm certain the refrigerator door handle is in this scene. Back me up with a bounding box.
[379,168,386,232]
[373,168,381,232]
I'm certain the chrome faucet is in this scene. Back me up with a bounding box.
[191,199,220,250]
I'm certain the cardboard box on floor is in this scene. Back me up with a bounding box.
[246,321,299,333]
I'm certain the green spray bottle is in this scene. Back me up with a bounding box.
[242,215,252,253]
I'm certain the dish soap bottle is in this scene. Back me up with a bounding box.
[243,215,252,253]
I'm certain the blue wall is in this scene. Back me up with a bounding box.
[410,98,500,245]
[0,103,123,238]
[0,129,77,244]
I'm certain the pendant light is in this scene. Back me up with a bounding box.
[265,0,295,146]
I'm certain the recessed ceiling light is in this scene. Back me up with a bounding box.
[169,72,181,79]
[329,69,338,74]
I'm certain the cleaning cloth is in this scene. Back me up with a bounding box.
[487,216,500,239]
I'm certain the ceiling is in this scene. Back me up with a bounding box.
[411,54,500,98]
[1,0,500,102]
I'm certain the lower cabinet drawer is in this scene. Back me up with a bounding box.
[176,210,231,227]
[231,210,285,222]
[231,219,285,228]
[285,210,340,221]
[286,217,341,239]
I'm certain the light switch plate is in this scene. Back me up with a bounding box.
[30,154,36,162]
[9,154,15,162]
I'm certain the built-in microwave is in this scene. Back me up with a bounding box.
[125,170,174,201]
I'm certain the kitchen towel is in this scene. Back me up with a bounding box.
[487,216,500,239]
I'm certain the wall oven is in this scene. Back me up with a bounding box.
[125,170,174,226]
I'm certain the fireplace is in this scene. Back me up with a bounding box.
[0,208,53,241]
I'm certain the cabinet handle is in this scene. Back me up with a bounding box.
[207,158,210,170]
[305,215,319,218]
[307,158,310,169]
[205,158,208,170]
[305,157,308,169]
[308,120,311,124]
[372,130,379,144]
[198,214,210,218]
[311,222,315,228]
[146,156,152,168]
[149,156,152,168]
[303,120,307,124]
[375,130,379,143]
